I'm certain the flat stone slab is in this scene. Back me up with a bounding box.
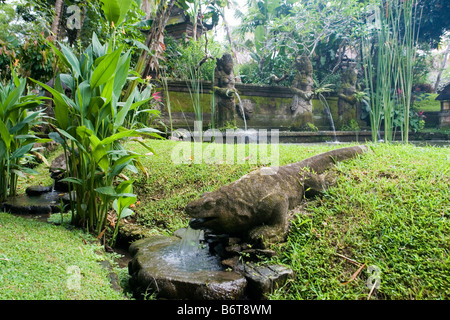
[26,186,53,196]
[128,236,247,300]
[238,262,295,299]
[1,193,61,215]
[0,190,71,215]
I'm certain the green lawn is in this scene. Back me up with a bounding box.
[269,143,450,299]
[0,213,128,300]
[1,140,449,300]
[413,93,441,112]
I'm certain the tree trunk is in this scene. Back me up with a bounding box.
[142,0,177,74]
[218,8,241,82]
[124,0,176,100]
[51,0,64,41]
[434,43,450,92]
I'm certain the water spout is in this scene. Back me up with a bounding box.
[318,94,338,143]
[154,226,222,273]
[178,226,203,255]
[233,91,247,131]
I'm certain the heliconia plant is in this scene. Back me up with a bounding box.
[0,69,50,203]
[31,32,162,245]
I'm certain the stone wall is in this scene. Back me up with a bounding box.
[157,80,368,132]
[438,101,450,128]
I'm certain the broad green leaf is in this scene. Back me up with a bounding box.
[135,127,163,140]
[129,97,152,111]
[100,129,137,146]
[87,96,105,116]
[9,110,44,134]
[59,177,84,185]
[116,0,133,26]
[54,101,70,130]
[76,126,108,172]
[90,134,109,173]
[113,50,131,98]
[75,80,92,115]
[12,72,20,87]
[101,0,133,26]
[29,79,73,129]
[90,47,122,89]
[101,77,115,105]
[54,74,64,94]
[11,169,26,178]
[58,128,88,153]
[94,186,135,198]
[59,74,75,93]
[59,43,82,78]
[109,155,137,178]
[101,0,121,25]
[95,147,109,173]
[92,32,105,58]
[114,92,135,130]
[116,179,134,194]
[46,41,71,72]
[76,126,94,142]
[80,45,93,76]
[129,138,157,155]
[3,77,26,112]
[48,132,65,145]
[11,143,33,159]
[0,119,12,148]
[118,207,134,219]
[133,39,152,53]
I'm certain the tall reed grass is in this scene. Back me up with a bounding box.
[362,0,421,143]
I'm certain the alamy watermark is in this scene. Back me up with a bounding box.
[367,265,381,290]
[66,265,81,291]
[66,1,82,31]
[170,121,280,174]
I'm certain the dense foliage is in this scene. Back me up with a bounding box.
[0,69,49,202]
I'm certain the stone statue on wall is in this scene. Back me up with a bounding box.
[214,53,237,127]
[290,55,314,116]
[337,63,358,118]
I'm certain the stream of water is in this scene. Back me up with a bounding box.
[318,94,338,143]
[161,227,222,272]
[234,91,247,131]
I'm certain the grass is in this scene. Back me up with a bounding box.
[0,213,129,300]
[269,143,449,300]
[1,139,448,300]
[413,93,441,112]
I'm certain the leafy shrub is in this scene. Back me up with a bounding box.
[0,33,54,84]
[164,35,224,81]
[0,69,49,202]
[31,33,161,245]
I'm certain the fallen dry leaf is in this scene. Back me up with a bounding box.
[341,263,366,286]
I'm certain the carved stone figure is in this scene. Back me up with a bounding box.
[290,55,314,116]
[186,145,368,246]
[338,64,358,117]
[214,53,237,127]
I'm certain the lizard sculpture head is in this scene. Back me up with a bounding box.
[185,190,251,235]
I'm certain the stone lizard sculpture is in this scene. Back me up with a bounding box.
[186,145,368,245]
